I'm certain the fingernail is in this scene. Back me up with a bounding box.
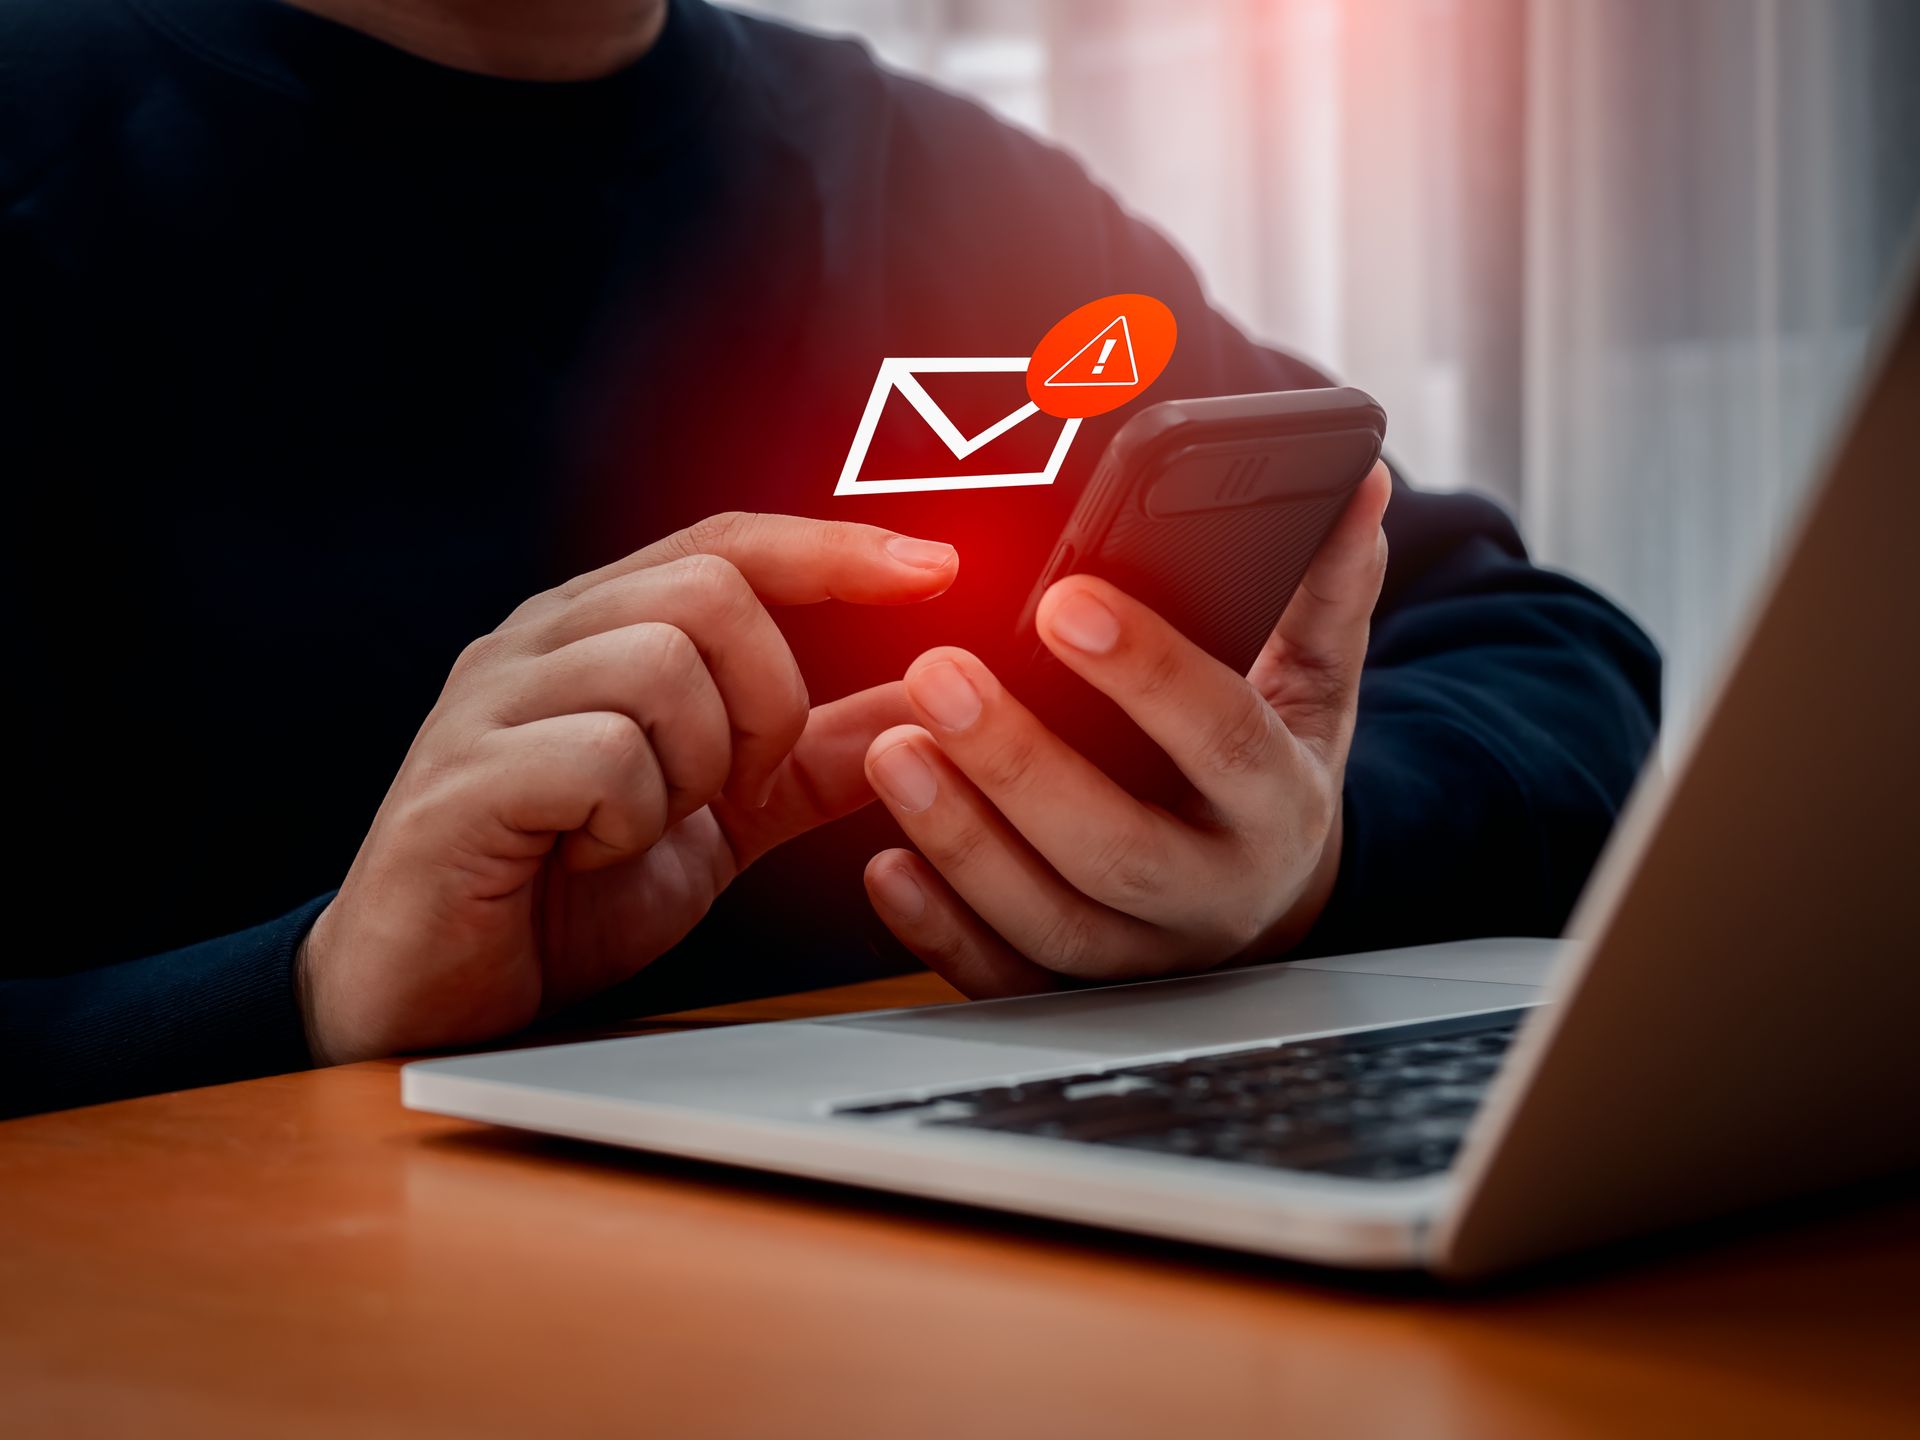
[886,536,957,570]
[870,864,926,922]
[751,769,778,808]
[1048,590,1120,654]
[910,660,981,731]
[871,741,938,813]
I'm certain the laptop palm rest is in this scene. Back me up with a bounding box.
[822,943,1556,1060]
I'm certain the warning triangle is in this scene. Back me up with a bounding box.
[1043,315,1139,387]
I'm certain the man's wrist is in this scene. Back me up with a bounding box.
[295,900,338,1067]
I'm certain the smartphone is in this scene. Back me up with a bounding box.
[1012,386,1387,804]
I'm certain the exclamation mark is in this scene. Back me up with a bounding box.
[1090,337,1117,375]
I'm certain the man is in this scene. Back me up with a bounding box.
[0,0,1659,1117]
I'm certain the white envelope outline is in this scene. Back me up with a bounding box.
[834,357,1083,496]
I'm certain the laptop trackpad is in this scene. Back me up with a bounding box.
[823,964,1541,1059]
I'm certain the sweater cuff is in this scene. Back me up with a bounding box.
[0,893,335,1118]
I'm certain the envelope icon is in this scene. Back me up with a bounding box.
[834,357,1083,496]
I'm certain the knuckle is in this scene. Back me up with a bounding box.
[919,917,975,967]
[403,735,503,831]
[673,551,753,613]
[542,562,603,604]
[581,711,648,768]
[1297,658,1355,716]
[678,510,753,556]
[450,630,508,680]
[935,817,995,876]
[502,588,562,625]
[1079,824,1162,903]
[1131,642,1186,705]
[1029,906,1103,976]
[979,728,1044,796]
[636,621,704,680]
[1199,698,1282,779]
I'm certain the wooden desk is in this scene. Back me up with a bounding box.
[3,973,1916,1439]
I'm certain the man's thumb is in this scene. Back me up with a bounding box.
[1255,462,1391,754]
[716,682,913,866]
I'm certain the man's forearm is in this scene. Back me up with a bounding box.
[0,894,331,1118]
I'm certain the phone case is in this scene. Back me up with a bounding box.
[1013,387,1386,804]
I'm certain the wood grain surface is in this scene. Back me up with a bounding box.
[3,971,1916,1440]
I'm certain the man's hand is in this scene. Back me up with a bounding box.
[300,512,957,1064]
[861,464,1391,997]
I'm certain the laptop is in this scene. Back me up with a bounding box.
[403,252,1920,1280]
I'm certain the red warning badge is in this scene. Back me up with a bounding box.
[1026,293,1176,419]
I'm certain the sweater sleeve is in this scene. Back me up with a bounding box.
[0,896,331,1119]
[1,197,330,1119]
[3,166,330,1118]
[1303,482,1662,953]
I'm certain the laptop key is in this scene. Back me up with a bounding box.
[832,1009,1533,1181]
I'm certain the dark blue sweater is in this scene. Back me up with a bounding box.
[0,0,1659,1117]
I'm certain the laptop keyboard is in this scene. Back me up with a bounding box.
[831,1009,1531,1181]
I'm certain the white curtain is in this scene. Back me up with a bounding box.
[734,0,1920,738]
[1524,0,1919,738]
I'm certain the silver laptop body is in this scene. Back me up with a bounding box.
[404,258,1920,1279]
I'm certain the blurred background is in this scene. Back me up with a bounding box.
[736,0,1920,741]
